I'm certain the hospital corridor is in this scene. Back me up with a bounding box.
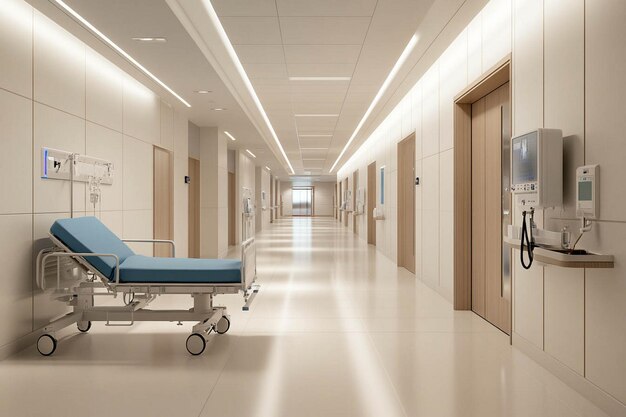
[1,0,626,416]
[0,218,609,417]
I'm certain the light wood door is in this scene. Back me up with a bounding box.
[343,178,349,227]
[228,172,236,246]
[188,158,200,258]
[367,162,376,245]
[397,134,416,273]
[471,82,511,334]
[154,147,173,257]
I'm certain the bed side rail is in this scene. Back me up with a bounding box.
[36,250,120,291]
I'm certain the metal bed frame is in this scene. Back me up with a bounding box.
[34,233,258,356]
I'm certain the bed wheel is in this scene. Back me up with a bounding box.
[37,334,57,356]
[77,321,92,333]
[186,333,206,355]
[215,316,230,334]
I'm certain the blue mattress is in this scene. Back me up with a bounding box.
[119,256,241,284]
[50,217,242,284]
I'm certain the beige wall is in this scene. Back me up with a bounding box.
[338,0,626,411]
[0,0,188,357]
[199,127,228,258]
[314,182,335,217]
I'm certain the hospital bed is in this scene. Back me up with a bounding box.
[35,216,257,356]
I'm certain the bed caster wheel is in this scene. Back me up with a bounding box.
[37,334,57,356]
[186,333,206,356]
[77,321,92,333]
[215,316,230,335]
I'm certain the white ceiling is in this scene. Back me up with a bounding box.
[212,0,435,176]
[50,0,291,178]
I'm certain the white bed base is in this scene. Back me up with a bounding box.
[34,234,258,356]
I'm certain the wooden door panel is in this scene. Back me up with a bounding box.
[154,147,173,258]
[367,162,376,245]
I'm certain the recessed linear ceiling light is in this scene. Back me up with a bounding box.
[211,107,226,111]
[52,0,191,108]
[202,1,295,175]
[302,158,325,161]
[301,147,328,150]
[132,37,167,43]
[289,76,351,81]
[299,134,333,137]
[330,34,419,173]
[294,114,339,117]
[265,166,271,171]
[224,131,236,141]
[246,149,257,158]
[194,90,212,94]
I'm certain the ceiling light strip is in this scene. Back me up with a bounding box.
[330,34,419,173]
[246,149,257,158]
[203,1,294,175]
[53,0,191,108]
[299,134,333,138]
[224,131,236,141]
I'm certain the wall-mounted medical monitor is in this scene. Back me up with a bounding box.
[510,128,563,209]
[511,132,538,185]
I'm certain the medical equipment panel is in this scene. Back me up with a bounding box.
[511,129,562,209]
[42,147,114,184]
[576,164,599,219]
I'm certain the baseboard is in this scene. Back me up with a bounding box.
[512,333,626,417]
[0,329,41,361]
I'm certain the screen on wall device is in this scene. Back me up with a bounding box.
[578,181,592,201]
[512,132,538,185]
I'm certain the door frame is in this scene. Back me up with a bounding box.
[188,157,200,258]
[453,55,511,311]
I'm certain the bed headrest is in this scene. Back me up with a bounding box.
[50,217,135,279]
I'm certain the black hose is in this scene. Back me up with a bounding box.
[520,210,534,269]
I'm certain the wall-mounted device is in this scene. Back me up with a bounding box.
[508,129,564,269]
[576,164,599,219]
[511,128,563,209]
[42,147,114,184]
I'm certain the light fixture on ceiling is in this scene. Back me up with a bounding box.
[302,158,325,161]
[246,149,257,158]
[211,107,226,111]
[194,90,212,94]
[289,76,351,81]
[132,37,167,43]
[265,166,271,171]
[299,134,333,137]
[330,34,419,173]
[301,147,328,150]
[200,0,295,175]
[224,131,236,141]
[52,0,191,108]
[294,114,339,117]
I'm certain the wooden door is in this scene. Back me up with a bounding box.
[188,158,200,258]
[397,134,416,273]
[270,176,274,223]
[471,82,511,334]
[154,147,173,257]
[367,162,376,245]
[228,172,236,246]
[343,178,349,227]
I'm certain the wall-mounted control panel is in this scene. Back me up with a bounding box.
[576,164,599,219]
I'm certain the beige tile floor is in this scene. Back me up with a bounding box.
[0,217,609,417]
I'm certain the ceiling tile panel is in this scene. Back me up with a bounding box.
[235,45,285,64]
[286,63,356,78]
[283,45,362,64]
[212,0,277,16]
[280,17,371,45]
[220,17,282,44]
[245,63,288,79]
[295,117,338,132]
[276,0,377,17]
